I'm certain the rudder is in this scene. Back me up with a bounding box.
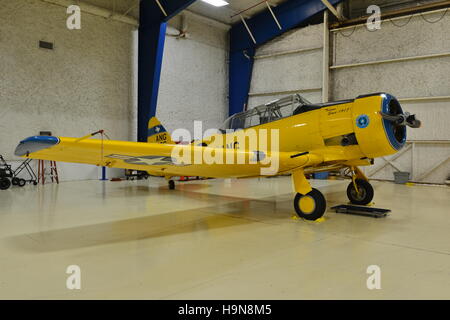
[147,117,173,144]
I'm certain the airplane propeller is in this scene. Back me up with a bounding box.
[380,111,421,128]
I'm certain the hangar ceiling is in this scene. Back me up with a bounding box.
[346,0,445,18]
[188,0,289,24]
[187,0,446,24]
[80,0,140,19]
[77,0,289,25]
[75,0,446,26]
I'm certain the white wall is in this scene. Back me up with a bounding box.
[1,3,229,182]
[331,12,450,184]
[156,13,229,140]
[248,24,324,109]
[0,0,136,181]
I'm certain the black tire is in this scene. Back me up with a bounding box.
[18,179,26,187]
[294,188,327,221]
[0,178,11,190]
[33,181,38,186]
[347,179,374,205]
[168,180,175,190]
[12,177,19,185]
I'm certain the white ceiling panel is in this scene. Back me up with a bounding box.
[187,0,288,24]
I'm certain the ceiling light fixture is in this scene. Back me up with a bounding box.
[201,0,229,7]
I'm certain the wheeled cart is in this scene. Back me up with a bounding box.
[12,158,38,186]
[0,155,14,190]
[0,156,38,190]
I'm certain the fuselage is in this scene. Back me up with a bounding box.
[177,93,406,177]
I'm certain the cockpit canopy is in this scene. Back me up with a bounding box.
[221,94,313,131]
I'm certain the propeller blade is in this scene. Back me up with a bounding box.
[406,114,421,128]
[380,112,421,128]
[380,112,401,123]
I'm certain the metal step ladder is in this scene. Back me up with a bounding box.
[38,160,59,185]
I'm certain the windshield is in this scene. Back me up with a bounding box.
[221,94,311,131]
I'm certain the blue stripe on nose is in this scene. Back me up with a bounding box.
[381,94,406,151]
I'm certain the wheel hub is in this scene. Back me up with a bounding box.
[299,195,316,214]
[351,187,366,201]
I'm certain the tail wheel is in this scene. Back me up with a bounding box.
[18,179,26,187]
[347,179,374,205]
[294,188,326,221]
[0,178,11,190]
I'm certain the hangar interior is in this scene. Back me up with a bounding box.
[0,0,449,299]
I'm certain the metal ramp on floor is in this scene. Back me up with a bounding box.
[331,205,391,218]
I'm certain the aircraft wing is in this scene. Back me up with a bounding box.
[15,136,329,178]
[15,136,176,169]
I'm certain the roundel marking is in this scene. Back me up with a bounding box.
[356,114,370,129]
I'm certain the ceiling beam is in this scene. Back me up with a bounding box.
[229,0,343,116]
[320,0,344,21]
[230,0,342,52]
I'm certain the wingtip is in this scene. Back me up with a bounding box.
[15,136,59,157]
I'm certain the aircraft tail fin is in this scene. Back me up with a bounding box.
[147,117,174,144]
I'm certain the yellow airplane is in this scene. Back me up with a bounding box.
[15,92,420,220]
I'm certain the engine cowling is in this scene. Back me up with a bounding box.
[352,93,407,158]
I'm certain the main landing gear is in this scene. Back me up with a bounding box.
[292,169,327,221]
[294,188,326,221]
[291,166,374,221]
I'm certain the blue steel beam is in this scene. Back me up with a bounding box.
[138,0,196,142]
[138,18,166,143]
[229,48,256,116]
[230,0,342,52]
[229,0,343,116]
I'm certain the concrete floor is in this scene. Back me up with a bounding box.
[0,176,449,299]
